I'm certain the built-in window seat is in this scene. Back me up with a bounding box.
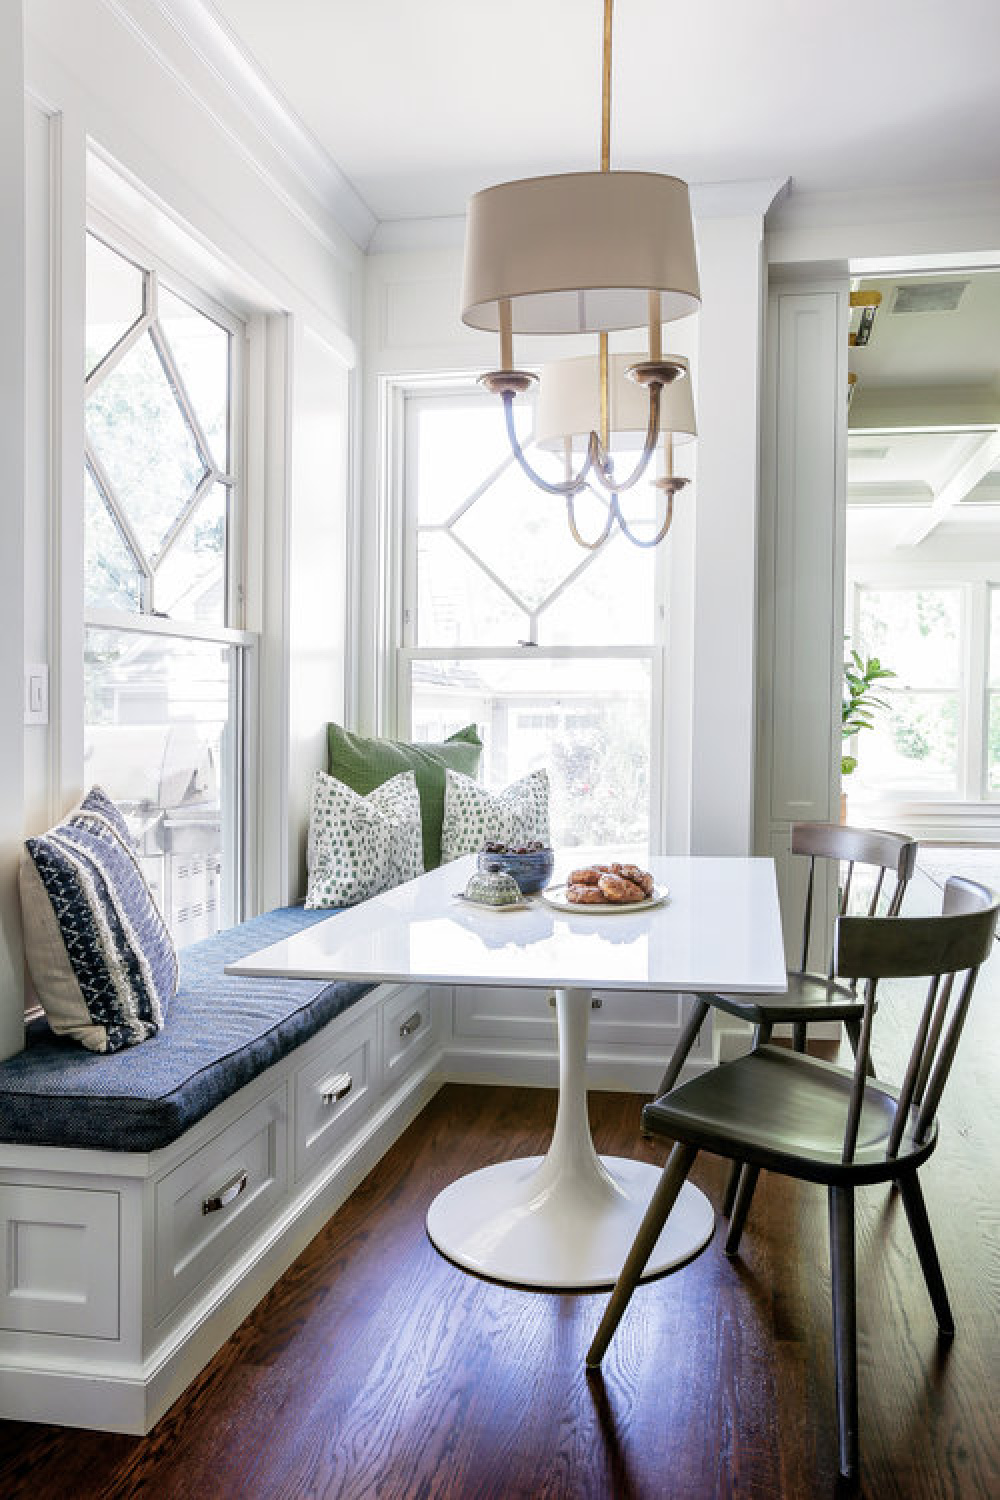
[0,907,372,1152]
[0,905,443,1436]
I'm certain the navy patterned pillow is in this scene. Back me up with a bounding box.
[19,788,178,1053]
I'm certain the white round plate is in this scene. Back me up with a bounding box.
[540,882,669,914]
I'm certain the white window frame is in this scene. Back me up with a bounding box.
[83,216,258,928]
[392,379,670,851]
[850,578,999,803]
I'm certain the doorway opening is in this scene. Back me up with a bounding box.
[844,266,1000,896]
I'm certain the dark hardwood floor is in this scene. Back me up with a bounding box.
[2,873,998,1499]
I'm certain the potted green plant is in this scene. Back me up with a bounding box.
[841,648,895,819]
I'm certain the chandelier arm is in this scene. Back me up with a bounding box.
[502,392,598,495]
[595,383,662,495]
[611,487,675,549]
[567,490,617,550]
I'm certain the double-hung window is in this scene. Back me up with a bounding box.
[852,582,1000,802]
[397,385,667,855]
[83,228,253,945]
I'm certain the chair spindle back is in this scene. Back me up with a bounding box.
[834,877,998,1165]
[791,823,918,980]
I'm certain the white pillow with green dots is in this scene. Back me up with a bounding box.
[305,769,423,908]
[440,767,550,863]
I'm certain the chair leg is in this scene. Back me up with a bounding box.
[720,1160,743,1218]
[586,1143,698,1368]
[792,1021,807,1052]
[844,1016,876,1077]
[899,1170,954,1335]
[724,1164,761,1257]
[720,1022,772,1217]
[828,1185,859,1482]
[655,996,711,1097]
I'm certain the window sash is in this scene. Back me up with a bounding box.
[398,645,666,850]
[84,223,245,631]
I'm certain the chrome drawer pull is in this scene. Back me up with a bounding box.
[548,993,602,1009]
[399,1010,422,1038]
[202,1169,248,1215]
[321,1072,353,1105]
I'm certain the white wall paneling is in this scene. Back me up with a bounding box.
[1,1,27,1056]
[23,103,52,840]
[686,212,770,858]
[768,288,848,825]
[757,275,849,976]
[286,325,350,899]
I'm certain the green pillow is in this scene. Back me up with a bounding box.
[327,723,483,870]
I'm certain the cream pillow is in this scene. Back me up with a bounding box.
[440,768,550,863]
[305,769,423,908]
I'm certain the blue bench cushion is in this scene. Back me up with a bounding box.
[0,907,372,1153]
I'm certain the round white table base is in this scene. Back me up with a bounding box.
[426,1153,715,1290]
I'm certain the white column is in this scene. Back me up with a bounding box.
[0,0,27,1056]
[687,211,769,856]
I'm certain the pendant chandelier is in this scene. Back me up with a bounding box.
[460,0,700,549]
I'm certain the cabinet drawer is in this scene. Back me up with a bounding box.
[154,1088,287,1321]
[0,1183,119,1339]
[381,984,435,1090]
[453,984,555,1042]
[454,985,692,1051]
[294,1011,378,1183]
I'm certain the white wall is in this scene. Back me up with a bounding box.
[0,0,27,1057]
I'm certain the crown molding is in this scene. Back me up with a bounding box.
[370,178,793,258]
[690,176,789,220]
[369,217,467,256]
[771,178,1000,234]
[134,0,377,250]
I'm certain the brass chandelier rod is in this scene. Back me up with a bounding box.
[599,0,612,449]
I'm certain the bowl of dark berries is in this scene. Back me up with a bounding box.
[477,840,554,895]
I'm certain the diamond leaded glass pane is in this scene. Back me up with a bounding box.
[452,461,602,614]
[85,234,144,377]
[153,482,228,625]
[159,286,231,471]
[83,467,143,613]
[86,331,209,563]
[417,531,527,647]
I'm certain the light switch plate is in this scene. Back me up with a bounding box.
[24,665,49,726]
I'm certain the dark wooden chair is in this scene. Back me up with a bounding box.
[587,876,999,1481]
[656,822,918,1220]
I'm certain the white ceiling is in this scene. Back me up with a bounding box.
[205,0,1000,223]
[849,274,1000,391]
